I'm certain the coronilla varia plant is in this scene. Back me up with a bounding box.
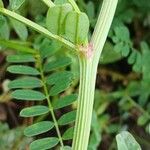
[0,0,142,150]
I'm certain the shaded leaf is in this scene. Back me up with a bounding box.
[116,131,141,150]
[7,65,40,75]
[9,0,25,11]
[53,94,77,109]
[29,137,59,150]
[58,110,76,125]
[24,121,54,137]
[10,19,28,41]
[44,57,72,72]
[11,90,45,101]
[7,54,35,63]
[20,105,49,117]
[8,77,42,89]
[46,71,73,85]
[62,126,74,140]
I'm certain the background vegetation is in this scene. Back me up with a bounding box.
[0,0,150,149]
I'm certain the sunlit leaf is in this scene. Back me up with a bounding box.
[20,105,49,117]
[46,3,73,35]
[8,77,42,89]
[64,11,89,44]
[12,90,46,101]
[7,54,35,63]
[116,131,141,150]
[7,65,40,75]
[30,137,59,150]
[24,121,54,137]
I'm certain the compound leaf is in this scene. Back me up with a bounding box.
[11,89,46,101]
[24,121,54,137]
[20,105,49,117]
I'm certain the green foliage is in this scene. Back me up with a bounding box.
[9,0,25,11]
[7,65,40,75]
[7,54,35,63]
[20,105,49,117]
[0,0,3,8]
[29,137,59,150]
[116,131,141,150]
[8,77,42,89]
[46,3,89,45]
[10,19,28,41]
[24,121,54,137]
[5,16,77,147]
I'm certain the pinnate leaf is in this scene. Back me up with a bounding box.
[44,57,72,72]
[8,77,42,89]
[11,89,46,101]
[116,131,141,150]
[7,54,35,63]
[58,110,76,125]
[7,65,40,75]
[29,137,59,150]
[24,121,54,137]
[20,105,49,117]
[53,94,77,109]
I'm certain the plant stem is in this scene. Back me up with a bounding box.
[41,0,55,7]
[72,58,96,150]
[67,0,81,13]
[37,54,64,148]
[0,8,76,52]
[72,0,118,149]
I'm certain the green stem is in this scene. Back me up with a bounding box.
[41,0,55,7]
[37,54,64,148]
[72,58,96,150]
[0,8,76,51]
[67,0,81,13]
[72,0,118,149]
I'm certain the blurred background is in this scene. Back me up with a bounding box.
[0,0,150,149]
